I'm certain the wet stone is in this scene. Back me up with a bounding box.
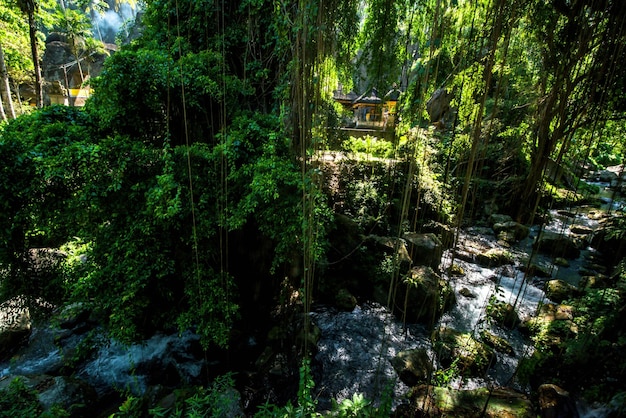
[458,288,476,298]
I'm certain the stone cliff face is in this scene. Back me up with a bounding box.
[40,33,116,106]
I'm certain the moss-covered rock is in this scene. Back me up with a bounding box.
[538,383,579,418]
[447,263,466,276]
[403,232,443,271]
[570,224,594,236]
[432,327,494,377]
[422,221,455,249]
[479,330,515,356]
[459,287,475,298]
[521,262,553,278]
[554,257,570,267]
[520,303,577,349]
[367,235,413,273]
[396,266,456,324]
[405,385,534,417]
[390,348,433,387]
[334,288,357,311]
[544,279,580,303]
[488,213,513,226]
[533,231,581,259]
[486,301,520,329]
[578,274,610,289]
[475,248,514,268]
[493,220,530,243]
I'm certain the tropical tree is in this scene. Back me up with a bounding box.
[0,43,15,120]
[15,0,43,108]
[356,0,404,92]
[0,1,36,113]
[516,0,626,221]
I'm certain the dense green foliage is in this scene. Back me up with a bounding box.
[0,378,42,417]
[0,99,325,347]
[0,0,349,348]
[518,261,626,406]
[1,0,626,414]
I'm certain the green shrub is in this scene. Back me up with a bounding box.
[0,378,42,417]
[0,106,331,349]
[342,135,394,159]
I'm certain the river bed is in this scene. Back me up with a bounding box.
[311,205,610,413]
[0,195,618,415]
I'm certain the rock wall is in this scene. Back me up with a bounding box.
[40,33,116,106]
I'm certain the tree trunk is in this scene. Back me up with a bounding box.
[518,93,555,221]
[25,4,44,108]
[0,90,6,121]
[517,71,569,222]
[12,79,24,113]
[0,43,16,119]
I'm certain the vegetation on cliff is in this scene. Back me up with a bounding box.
[1,0,626,415]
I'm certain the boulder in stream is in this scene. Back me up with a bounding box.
[486,301,520,329]
[533,231,581,259]
[403,232,444,271]
[544,279,580,303]
[334,288,357,311]
[479,330,515,356]
[403,385,534,417]
[447,263,465,277]
[569,224,594,236]
[431,327,494,377]
[475,248,515,268]
[390,348,433,387]
[520,303,577,349]
[538,383,579,418]
[395,266,455,324]
[493,220,530,243]
[554,257,570,268]
[578,274,610,289]
[488,213,513,226]
[458,287,475,298]
[521,262,553,278]
[591,217,626,266]
[592,169,618,183]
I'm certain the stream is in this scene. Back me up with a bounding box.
[0,183,621,416]
[310,199,615,414]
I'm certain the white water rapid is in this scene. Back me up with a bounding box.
[311,205,610,412]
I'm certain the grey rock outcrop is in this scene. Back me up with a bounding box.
[390,348,433,387]
[533,230,581,259]
[395,266,455,324]
[403,232,443,271]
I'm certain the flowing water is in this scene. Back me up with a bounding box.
[311,202,613,412]
[1,327,206,398]
[0,183,620,415]
[0,325,62,377]
[311,233,541,409]
[311,303,431,410]
[77,330,205,396]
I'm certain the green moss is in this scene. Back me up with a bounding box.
[418,386,534,417]
[432,328,494,377]
[0,377,43,417]
[480,330,515,356]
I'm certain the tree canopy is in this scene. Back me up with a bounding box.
[1,0,626,412]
